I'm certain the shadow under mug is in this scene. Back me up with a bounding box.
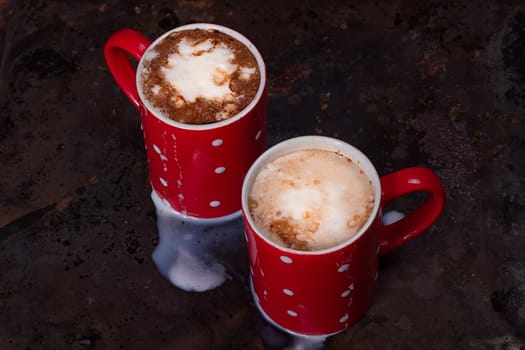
[241,136,446,337]
[104,23,267,219]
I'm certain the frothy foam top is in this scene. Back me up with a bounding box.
[140,29,260,124]
[248,149,375,251]
[161,38,246,103]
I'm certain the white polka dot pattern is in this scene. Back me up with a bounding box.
[142,81,267,221]
[287,310,298,317]
[251,254,363,333]
[211,139,223,147]
[280,256,293,264]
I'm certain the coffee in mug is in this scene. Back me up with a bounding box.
[248,149,375,251]
[139,28,261,124]
[242,136,446,336]
[104,23,267,219]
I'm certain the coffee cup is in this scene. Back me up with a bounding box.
[241,135,445,336]
[104,23,267,219]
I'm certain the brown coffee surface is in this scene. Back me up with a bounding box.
[140,28,260,124]
[248,149,375,251]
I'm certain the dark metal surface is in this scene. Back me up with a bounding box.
[1,0,524,349]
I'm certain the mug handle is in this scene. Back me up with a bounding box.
[378,167,445,256]
[104,29,152,110]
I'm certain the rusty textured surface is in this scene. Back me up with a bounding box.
[1,0,524,349]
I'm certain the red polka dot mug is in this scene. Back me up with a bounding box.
[241,136,445,336]
[104,24,267,219]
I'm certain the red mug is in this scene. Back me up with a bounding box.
[241,136,445,336]
[104,23,267,219]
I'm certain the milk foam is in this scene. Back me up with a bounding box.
[161,38,240,103]
[249,149,375,251]
[382,210,405,225]
[255,321,326,349]
[140,28,260,124]
[286,335,327,350]
[151,191,246,292]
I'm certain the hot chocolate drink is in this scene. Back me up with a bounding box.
[248,149,375,251]
[139,28,261,124]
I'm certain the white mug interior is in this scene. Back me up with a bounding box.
[136,23,267,130]
[241,135,382,255]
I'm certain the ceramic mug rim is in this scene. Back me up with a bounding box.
[241,135,382,256]
[136,23,267,130]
